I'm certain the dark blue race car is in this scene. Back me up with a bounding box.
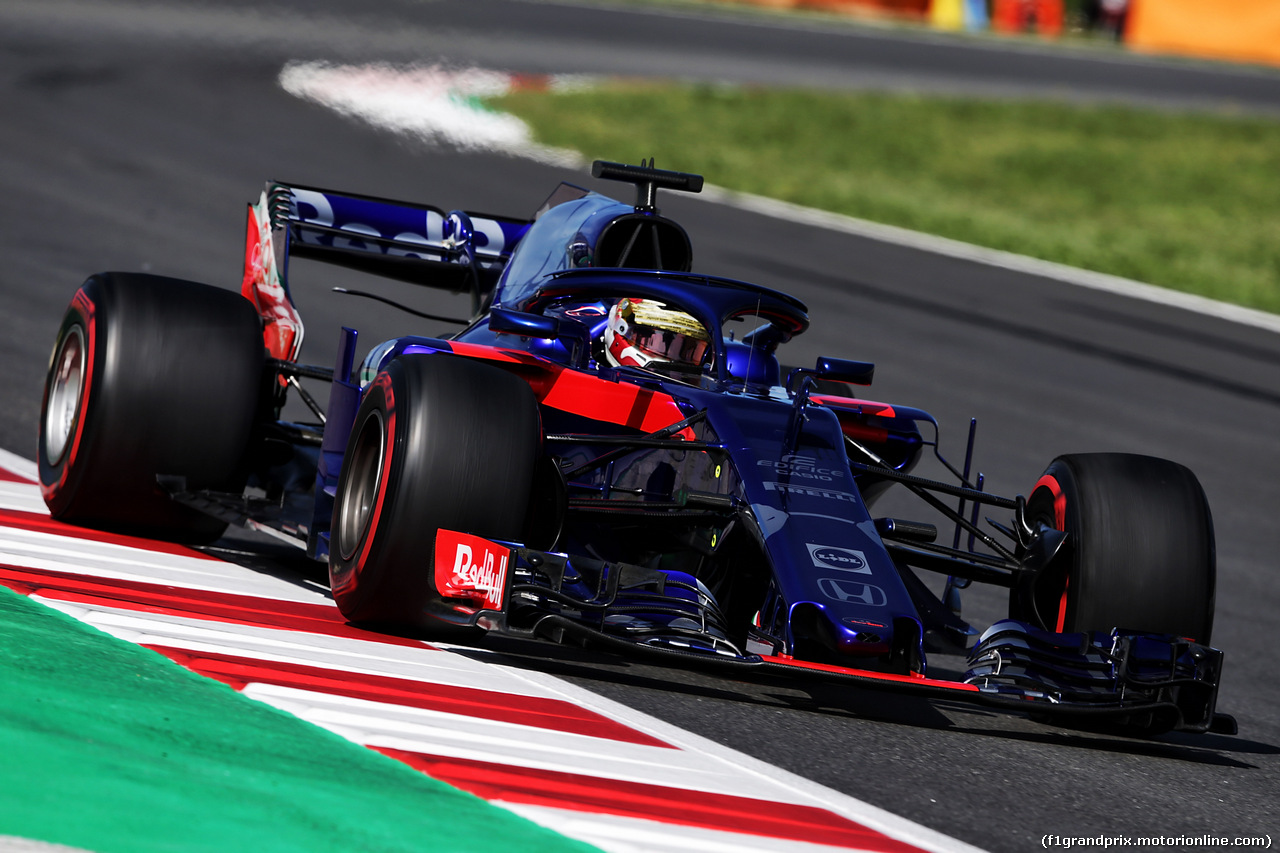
[38,161,1231,736]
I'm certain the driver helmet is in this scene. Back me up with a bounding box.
[603,298,710,369]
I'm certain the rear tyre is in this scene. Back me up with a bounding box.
[328,354,540,632]
[38,272,265,543]
[1014,453,1215,642]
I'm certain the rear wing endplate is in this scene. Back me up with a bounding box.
[241,182,532,360]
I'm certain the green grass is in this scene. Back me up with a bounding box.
[491,83,1280,312]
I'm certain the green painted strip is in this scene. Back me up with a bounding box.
[0,587,599,853]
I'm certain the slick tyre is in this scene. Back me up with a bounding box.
[328,354,539,632]
[38,272,265,543]
[1015,453,1215,643]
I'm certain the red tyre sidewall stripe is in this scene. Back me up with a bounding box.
[1032,473,1070,632]
[42,289,97,501]
[1032,474,1067,530]
[353,371,395,579]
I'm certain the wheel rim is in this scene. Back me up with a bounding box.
[337,409,386,562]
[44,325,86,465]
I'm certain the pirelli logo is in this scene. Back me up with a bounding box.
[763,482,858,503]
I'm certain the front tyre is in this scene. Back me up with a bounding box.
[328,354,539,632]
[1014,453,1215,643]
[38,273,265,542]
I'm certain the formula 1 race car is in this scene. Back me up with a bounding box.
[38,160,1232,736]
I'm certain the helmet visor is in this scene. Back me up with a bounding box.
[631,325,710,365]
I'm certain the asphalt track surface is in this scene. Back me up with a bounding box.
[2,1,1278,850]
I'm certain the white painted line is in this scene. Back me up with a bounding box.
[278,61,580,167]
[247,686,745,794]
[1,525,221,568]
[501,803,880,853]
[0,481,47,514]
[0,533,317,601]
[0,837,96,853]
[30,599,552,698]
[1,551,242,593]
[0,448,38,483]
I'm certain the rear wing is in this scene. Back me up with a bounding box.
[241,181,532,361]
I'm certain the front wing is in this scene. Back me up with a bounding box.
[432,530,1232,737]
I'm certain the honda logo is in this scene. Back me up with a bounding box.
[817,578,887,607]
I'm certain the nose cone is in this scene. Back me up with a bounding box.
[790,602,920,665]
